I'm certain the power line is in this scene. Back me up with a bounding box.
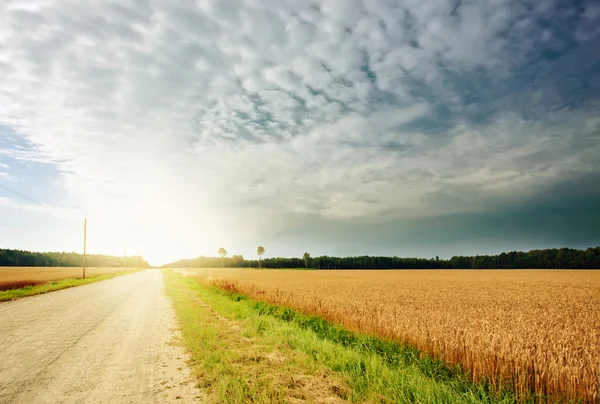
[0,183,37,204]
[0,182,83,217]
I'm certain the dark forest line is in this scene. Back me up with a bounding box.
[2,246,599,269]
[0,249,150,268]
[163,246,600,269]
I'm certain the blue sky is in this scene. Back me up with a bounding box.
[0,0,599,265]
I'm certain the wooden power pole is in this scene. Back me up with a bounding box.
[83,218,87,279]
[124,243,127,272]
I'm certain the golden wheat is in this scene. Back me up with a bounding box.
[0,266,128,282]
[177,268,600,402]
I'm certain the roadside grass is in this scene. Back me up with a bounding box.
[164,270,520,403]
[0,269,145,301]
[164,269,350,404]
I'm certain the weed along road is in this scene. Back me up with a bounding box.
[0,270,201,404]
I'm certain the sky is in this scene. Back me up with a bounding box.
[1,0,599,266]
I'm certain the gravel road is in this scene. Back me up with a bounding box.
[0,269,202,404]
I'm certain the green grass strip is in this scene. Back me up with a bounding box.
[0,269,145,301]
[165,270,524,403]
[219,291,523,404]
[165,269,346,403]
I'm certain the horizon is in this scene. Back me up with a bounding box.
[1,0,599,266]
[3,244,599,268]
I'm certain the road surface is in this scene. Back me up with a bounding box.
[0,270,202,403]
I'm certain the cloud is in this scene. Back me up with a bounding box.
[0,196,80,221]
[0,172,14,181]
[0,160,11,180]
[0,0,599,263]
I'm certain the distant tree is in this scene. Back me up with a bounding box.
[0,248,150,268]
[160,246,600,270]
[303,252,311,269]
[231,254,244,267]
[257,246,265,268]
[218,247,227,268]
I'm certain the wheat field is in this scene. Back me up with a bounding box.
[177,268,600,402]
[0,267,129,282]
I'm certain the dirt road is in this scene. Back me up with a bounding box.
[0,270,202,403]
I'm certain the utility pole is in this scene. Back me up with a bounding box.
[124,243,127,272]
[83,218,87,279]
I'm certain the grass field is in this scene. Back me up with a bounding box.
[174,268,600,403]
[0,267,143,301]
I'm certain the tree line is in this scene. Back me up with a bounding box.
[0,249,150,268]
[163,246,600,269]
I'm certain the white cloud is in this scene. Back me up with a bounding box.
[0,172,13,181]
[0,196,80,220]
[0,0,599,263]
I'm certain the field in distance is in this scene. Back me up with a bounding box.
[0,267,131,282]
[174,267,600,403]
